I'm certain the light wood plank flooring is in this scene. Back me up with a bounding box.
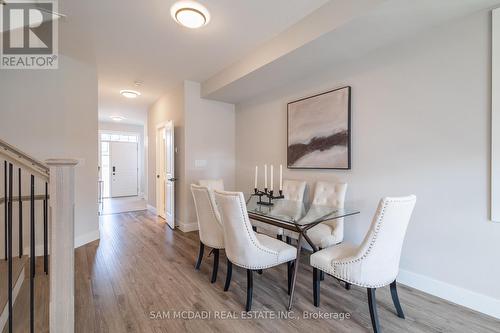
[71,210,499,333]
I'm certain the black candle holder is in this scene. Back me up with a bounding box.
[254,188,284,206]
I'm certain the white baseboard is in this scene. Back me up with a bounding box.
[398,269,500,319]
[147,204,157,214]
[21,229,99,255]
[23,244,47,257]
[19,230,100,255]
[75,229,100,248]
[177,220,198,233]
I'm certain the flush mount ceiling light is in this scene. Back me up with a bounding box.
[171,1,210,29]
[120,89,141,98]
[110,116,126,122]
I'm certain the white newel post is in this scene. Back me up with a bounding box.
[46,159,79,333]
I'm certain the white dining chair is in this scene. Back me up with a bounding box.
[284,181,347,249]
[198,179,224,191]
[252,179,307,239]
[214,190,297,311]
[310,195,416,333]
[191,184,225,284]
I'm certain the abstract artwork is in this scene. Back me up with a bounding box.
[287,86,351,169]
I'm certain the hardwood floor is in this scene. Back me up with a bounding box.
[100,197,148,215]
[72,210,500,333]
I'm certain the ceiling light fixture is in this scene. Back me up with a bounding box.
[120,89,141,98]
[171,1,210,29]
[110,116,126,122]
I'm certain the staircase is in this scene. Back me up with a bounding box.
[1,139,78,333]
[1,257,49,333]
[0,256,27,330]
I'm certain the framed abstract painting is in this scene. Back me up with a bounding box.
[287,86,351,169]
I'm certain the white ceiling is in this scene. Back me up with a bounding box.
[58,0,329,125]
[57,0,500,124]
[202,0,500,103]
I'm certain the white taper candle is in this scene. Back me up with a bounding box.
[264,164,267,189]
[279,164,283,191]
[254,166,258,189]
[270,165,274,191]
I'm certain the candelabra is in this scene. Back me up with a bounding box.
[253,188,284,206]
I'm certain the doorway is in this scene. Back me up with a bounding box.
[99,132,146,214]
[156,121,175,229]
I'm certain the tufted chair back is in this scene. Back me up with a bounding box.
[351,195,416,286]
[282,179,307,202]
[312,181,347,242]
[198,179,224,191]
[191,184,224,249]
[312,181,347,207]
[214,190,278,268]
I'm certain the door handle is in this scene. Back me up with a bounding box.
[168,178,177,182]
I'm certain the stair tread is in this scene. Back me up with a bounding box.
[0,256,28,312]
[1,258,49,333]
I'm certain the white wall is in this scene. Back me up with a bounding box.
[98,122,147,198]
[183,81,235,229]
[147,81,235,230]
[0,54,99,248]
[147,84,186,223]
[235,10,500,318]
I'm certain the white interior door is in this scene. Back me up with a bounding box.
[156,121,175,229]
[156,127,166,219]
[110,141,138,197]
[164,121,175,229]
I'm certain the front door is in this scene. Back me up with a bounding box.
[110,141,138,197]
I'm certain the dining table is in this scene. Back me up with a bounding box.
[246,195,360,310]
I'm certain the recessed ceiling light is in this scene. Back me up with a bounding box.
[120,90,141,98]
[171,1,210,29]
[110,116,126,121]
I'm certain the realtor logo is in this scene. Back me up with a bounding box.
[1,0,58,69]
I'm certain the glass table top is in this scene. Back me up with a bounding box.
[246,195,360,227]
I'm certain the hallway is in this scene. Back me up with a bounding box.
[100,197,147,215]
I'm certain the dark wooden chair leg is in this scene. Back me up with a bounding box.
[318,247,325,281]
[287,260,294,295]
[367,288,381,333]
[210,249,219,283]
[246,269,253,312]
[286,236,291,244]
[390,281,405,319]
[195,242,204,270]
[345,282,351,290]
[313,268,320,307]
[224,259,232,291]
[277,234,283,241]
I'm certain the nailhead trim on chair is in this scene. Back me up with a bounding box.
[193,186,225,249]
[202,242,225,250]
[227,256,292,270]
[312,197,415,288]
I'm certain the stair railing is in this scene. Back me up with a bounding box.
[1,138,77,333]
